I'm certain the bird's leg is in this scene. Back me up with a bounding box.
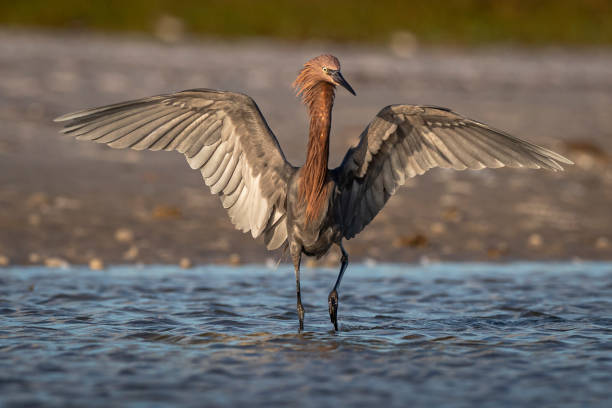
[328,242,348,331]
[291,243,305,331]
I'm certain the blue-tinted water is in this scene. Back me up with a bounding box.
[1,263,611,407]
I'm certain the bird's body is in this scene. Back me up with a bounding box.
[55,54,572,331]
[287,170,339,258]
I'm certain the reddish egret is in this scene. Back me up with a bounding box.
[55,54,572,331]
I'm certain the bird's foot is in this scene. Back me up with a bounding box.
[328,289,339,331]
[297,302,305,331]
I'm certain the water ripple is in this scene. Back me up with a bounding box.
[0,262,611,407]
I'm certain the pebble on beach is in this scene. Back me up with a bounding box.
[44,257,69,268]
[528,233,543,248]
[430,222,446,235]
[152,205,182,219]
[179,257,192,269]
[89,258,104,270]
[595,237,610,250]
[123,246,139,261]
[228,253,241,266]
[114,228,134,243]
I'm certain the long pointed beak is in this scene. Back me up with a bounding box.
[331,71,356,95]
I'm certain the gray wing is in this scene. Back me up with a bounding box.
[333,104,573,239]
[55,89,295,250]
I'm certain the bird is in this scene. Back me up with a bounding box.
[55,54,572,331]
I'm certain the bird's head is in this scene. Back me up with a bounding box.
[293,54,356,103]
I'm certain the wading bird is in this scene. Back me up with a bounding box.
[55,54,572,331]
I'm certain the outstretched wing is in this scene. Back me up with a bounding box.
[55,89,295,250]
[333,104,573,239]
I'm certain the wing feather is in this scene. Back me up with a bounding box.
[75,106,171,142]
[223,181,245,209]
[333,104,572,239]
[205,152,231,186]
[55,89,295,250]
[62,105,162,136]
[223,155,244,196]
[128,111,191,150]
[211,153,239,194]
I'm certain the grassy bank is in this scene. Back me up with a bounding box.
[1,0,611,45]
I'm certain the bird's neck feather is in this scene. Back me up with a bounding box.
[300,81,335,223]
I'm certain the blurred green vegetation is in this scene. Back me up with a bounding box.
[1,0,611,45]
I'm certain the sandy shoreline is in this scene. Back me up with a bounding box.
[1,31,611,266]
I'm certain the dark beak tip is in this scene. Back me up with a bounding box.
[343,86,356,96]
[332,71,356,96]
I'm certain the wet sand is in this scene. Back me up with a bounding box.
[1,30,611,266]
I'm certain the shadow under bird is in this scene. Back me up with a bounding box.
[55,54,573,331]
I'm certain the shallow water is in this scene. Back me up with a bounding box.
[1,263,611,407]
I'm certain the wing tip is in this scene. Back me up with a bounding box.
[53,113,71,123]
[536,149,574,170]
[54,110,91,123]
[539,147,574,167]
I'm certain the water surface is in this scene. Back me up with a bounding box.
[1,263,611,407]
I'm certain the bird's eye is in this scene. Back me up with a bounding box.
[322,66,328,73]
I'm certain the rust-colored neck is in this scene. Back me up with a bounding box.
[299,82,335,223]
